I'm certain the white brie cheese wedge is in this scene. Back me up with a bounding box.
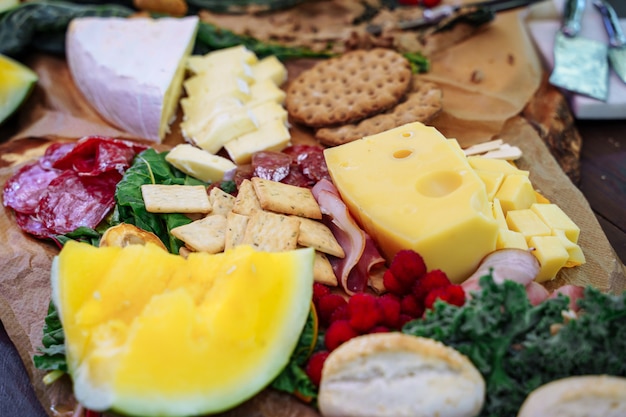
[66,16,199,142]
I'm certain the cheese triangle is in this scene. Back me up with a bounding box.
[66,16,199,142]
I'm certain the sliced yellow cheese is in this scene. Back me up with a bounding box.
[66,16,199,142]
[193,108,258,154]
[552,229,586,267]
[530,203,580,243]
[324,122,498,283]
[495,174,537,213]
[491,198,508,229]
[251,55,287,86]
[247,78,287,108]
[180,95,245,140]
[224,119,291,165]
[183,74,251,102]
[187,45,258,75]
[528,235,570,282]
[506,209,552,240]
[474,169,505,202]
[496,228,529,250]
[165,144,237,183]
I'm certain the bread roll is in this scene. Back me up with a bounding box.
[517,375,626,417]
[318,333,485,417]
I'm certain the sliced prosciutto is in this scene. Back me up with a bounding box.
[312,179,385,294]
[3,136,146,239]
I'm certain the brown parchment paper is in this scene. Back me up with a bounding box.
[0,7,624,416]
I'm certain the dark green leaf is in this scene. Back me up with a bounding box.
[0,1,133,57]
[33,302,67,373]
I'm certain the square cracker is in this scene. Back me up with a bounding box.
[209,187,236,216]
[314,251,338,286]
[225,211,249,250]
[252,177,322,219]
[141,184,211,214]
[242,210,300,252]
[295,216,344,258]
[170,214,227,253]
[232,179,262,216]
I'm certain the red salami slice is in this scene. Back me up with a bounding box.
[37,170,121,236]
[39,142,76,169]
[14,212,52,239]
[53,136,146,176]
[3,163,60,214]
[283,145,331,183]
[252,151,292,182]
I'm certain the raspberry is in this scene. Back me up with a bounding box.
[347,293,382,333]
[313,282,331,303]
[330,303,349,323]
[382,269,408,295]
[305,350,330,387]
[325,320,359,351]
[425,285,466,309]
[377,293,402,329]
[400,293,425,318]
[398,313,415,327]
[389,250,427,288]
[412,269,451,302]
[316,294,347,327]
[369,325,390,333]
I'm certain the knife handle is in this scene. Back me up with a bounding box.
[562,0,586,37]
[593,0,626,48]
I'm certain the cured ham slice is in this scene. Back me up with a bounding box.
[312,179,384,294]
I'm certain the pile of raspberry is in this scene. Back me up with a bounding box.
[305,249,465,387]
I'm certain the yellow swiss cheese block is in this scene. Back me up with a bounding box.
[324,122,498,283]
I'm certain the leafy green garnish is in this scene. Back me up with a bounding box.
[194,21,333,60]
[271,308,319,402]
[402,274,626,417]
[0,0,133,56]
[33,302,67,373]
[111,149,206,254]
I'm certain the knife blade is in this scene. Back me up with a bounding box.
[593,0,626,84]
[549,0,609,101]
[366,0,545,35]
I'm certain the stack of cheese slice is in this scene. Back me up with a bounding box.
[180,46,290,164]
[66,16,199,142]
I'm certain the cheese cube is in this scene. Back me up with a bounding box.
[193,108,258,154]
[224,119,291,165]
[247,79,287,107]
[324,122,498,283]
[552,229,586,267]
[528,235,569,282]
[474,169,505,201]
[496,228,529,250]
[251,55,287,86]
[530,203,580,243]
[495,174,537,213]
[249,101,288,124]
[165,144,236,183]
[506,209,551,240]
[183,74,250,101]
[492,198,508,229]
[180,95,244,139]
[467,156,529,176]
[186,45,258,74]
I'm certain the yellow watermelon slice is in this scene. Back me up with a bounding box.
[0,54,38,125]
[51,241,314,416]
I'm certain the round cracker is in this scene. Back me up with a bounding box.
[315,77,443,146]
[286,48,412,128]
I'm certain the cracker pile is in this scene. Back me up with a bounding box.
[285,48,443,146]
[141,180,344,286]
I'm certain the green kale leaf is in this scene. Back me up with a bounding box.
[33,302,67,372]
[112,148,206,254]
[402,275,626,417]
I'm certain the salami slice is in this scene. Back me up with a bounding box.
[3,163,60,214]
[252,151,292,182]
[283,145,331,183]
[37,170,121,236]
[53,136,146,176]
